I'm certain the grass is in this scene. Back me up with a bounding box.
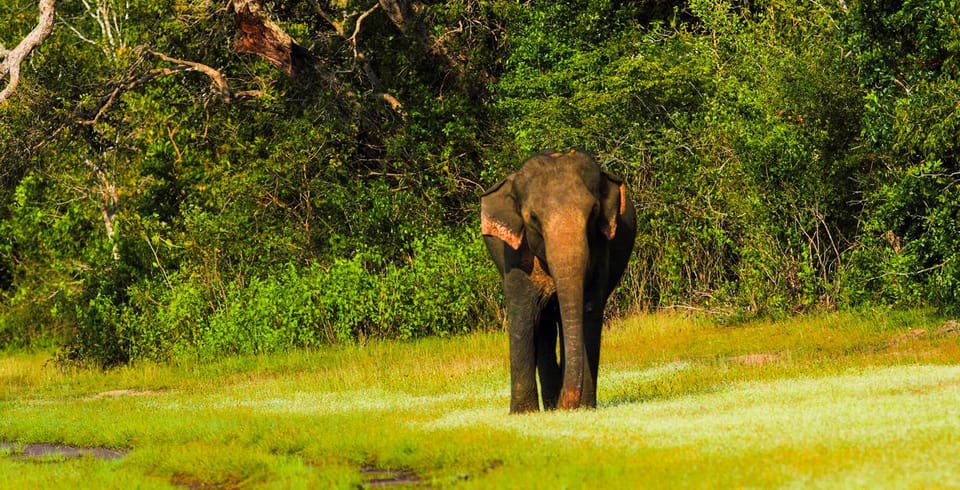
[1,310,959,488]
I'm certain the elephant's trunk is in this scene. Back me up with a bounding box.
[544,217,590,410]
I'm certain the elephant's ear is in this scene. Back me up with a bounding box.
[481,178,524,250]
[600,172,628,240]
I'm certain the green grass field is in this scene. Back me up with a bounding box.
[2,311,959,488]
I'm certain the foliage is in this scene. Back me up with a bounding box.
[57,232,499,365]
[3,0,960,363]
[841,0,960,311]
[185,232,499,357]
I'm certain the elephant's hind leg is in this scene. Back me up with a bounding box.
[536,297,562,410]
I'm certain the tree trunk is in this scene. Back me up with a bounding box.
[0,0,58,103]
[89,158,119,262]
[232,0,309,77]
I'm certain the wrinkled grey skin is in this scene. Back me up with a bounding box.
[481,150,636,413]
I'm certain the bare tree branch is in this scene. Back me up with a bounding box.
[79,49,265,126]
[150,51,267,103]
[307,0,407,118]
[80,58,179,126]
[378,92,407,118]
[377,0,456,69]
[307,0,347,37]
[349,3,381,58]
[0,0,58,103]
[378,0,416,35]
[231,0,352,104]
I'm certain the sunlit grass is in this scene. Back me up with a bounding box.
[1,310,959,488]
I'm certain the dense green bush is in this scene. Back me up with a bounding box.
[57,233,499,365]
[839,0,960,312]
[4,0,960,364]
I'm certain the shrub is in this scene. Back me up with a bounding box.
[57,232,501,364]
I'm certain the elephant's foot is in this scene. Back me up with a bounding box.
[510,398,540,413]
[540,393,559,410]
[558,387,581,410]
[510,383,540,413]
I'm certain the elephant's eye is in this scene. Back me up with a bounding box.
[528,211,541,228]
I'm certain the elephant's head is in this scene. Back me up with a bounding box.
[481,150,627,256]
[480,150,629,409]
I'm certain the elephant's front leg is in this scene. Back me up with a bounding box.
[581,306,603,409]
[536,297,562,410]
[504,271,541,413]
[509,321,538,413]
[581,269,616,408]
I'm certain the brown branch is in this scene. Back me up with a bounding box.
[79,50,265,126]
[80,62,187,125]
[0,0,58,103]
[307,0,346,37]
[307,1,407,118]
[377,0,465,78]
[165,123,183,164]
[88,157,120,261]
[349,3,381,58]
[232,0,351,103]
[378,92,407,118]
[151,51,238,102]
[378,0,417,35]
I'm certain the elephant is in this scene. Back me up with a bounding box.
[481,150,636,413]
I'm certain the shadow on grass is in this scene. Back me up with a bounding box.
[598,353,788,409]
[599,361,722,409]
[600,379,725,409]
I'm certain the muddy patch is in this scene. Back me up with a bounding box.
[361,465,422,487]
[0,441,128,461]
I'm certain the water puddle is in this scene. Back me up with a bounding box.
[361,465,422,487]
[0,442,128,461]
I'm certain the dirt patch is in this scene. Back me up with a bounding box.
[361,465,422,487]
[86,389,164,400]
[885,322,960,347]
[170,473,243,490]
[888,328,927,346]
[0,441,128,461]
[936,320,960,337]
[730,353,780,366]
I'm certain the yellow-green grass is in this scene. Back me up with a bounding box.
[2,310,959,488]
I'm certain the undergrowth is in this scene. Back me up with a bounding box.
[56,232,501,366]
